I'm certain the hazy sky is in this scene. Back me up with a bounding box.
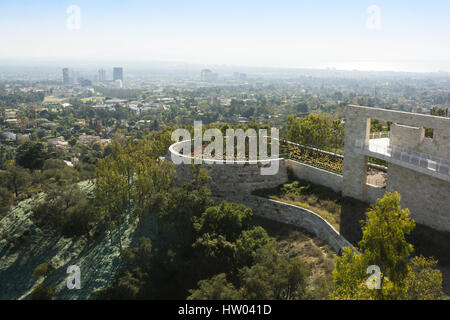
[1,0,450,72]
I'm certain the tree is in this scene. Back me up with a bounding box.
[332,247,372,299]
[187,273,241,300]
[0,145,7,169]
[193,202,253,242]
[331,119,345,153]
[115,142,137,214]
[358,192,415,291]
[95,155,128,251]
[43,158,66,170]
[94,134,177,252]
[69,137,77,147]
[405,256,443,300]
[44,184,84,212]
[333,192,443,300]
[158,171,213,249]
[235,226,275,268]
[92,269,147,300]
[370,119,383,133]
[1,166,31,197]
[192,233,237,278]
[0,187,12,208]
[16,141,48,170]
[294,102,308,114]
[33,262,55,278]
[32,184,97,237]
[122,237,152,270]
[286,114,334,150]
[132,158,175,223]
[239,244,310,300]
[62,198,98,236]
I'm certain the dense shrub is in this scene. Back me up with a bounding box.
[31,284,55,300]
[286,145,343,174]
[0,166,31,197]
[0,186,12,216]
[74,162,96,180]
[61,198,98,236]
[33,262,55,278]
[32,184,99,237]
[92,269,148,300]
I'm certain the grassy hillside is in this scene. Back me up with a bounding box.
[0,181,144,299]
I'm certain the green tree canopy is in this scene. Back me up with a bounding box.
[16,141,48,171]
[333,192,443,300]
[193,202,253,242]
[187,273,241,300]
[1,165,31,197]
[95,133,176,252]
[286,113,336,149]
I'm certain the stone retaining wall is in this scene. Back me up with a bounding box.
[285,159,343,193]
[174,160,289,197]
[244,195,353,252]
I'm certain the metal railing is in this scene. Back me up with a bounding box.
[354,140,450,176]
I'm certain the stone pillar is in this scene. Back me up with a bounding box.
[342,107,370,201]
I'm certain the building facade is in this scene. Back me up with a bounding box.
[113,67,123,82]
[98,68,106,82]
[62,68,70,84]
[343,105,450,232]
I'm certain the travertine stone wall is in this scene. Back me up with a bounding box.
[366,184,386,204]
[342,108,370,200]
[348,105,450,159]
[243,196,353,252]
[173,160,289,198]
[343,105,450,232]
[390,123,449,160]
[285,159,343,192]
[390,124,424,149]
[386,164,450,231]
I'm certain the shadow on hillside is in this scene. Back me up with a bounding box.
[339,198,369,246]
[340,198,450,265]
[408,224,450,266]
[408,225,450,295]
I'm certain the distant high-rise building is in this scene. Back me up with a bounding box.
[201,69,218,82]
[62,68,70,84]
[98,69,106,82]
[201,69,212,81]
[233,72,247,81]
[113,67,123,82]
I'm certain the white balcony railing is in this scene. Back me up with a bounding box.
[354,140,450,176]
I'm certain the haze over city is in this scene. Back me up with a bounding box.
[1,0,450,72]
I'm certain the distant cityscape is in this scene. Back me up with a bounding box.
[62,67,124,88]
